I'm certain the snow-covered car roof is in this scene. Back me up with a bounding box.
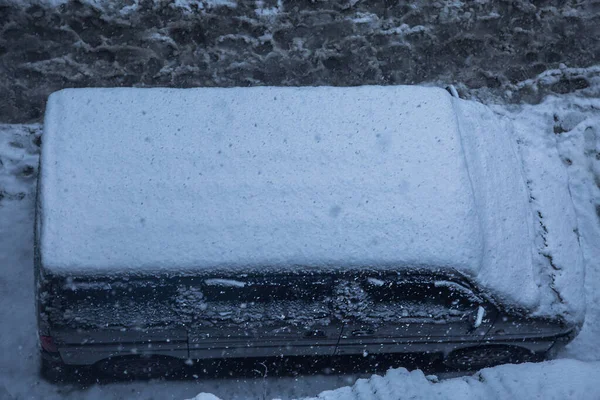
[38,86,582,321]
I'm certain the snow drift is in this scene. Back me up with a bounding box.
[187,359,600,400]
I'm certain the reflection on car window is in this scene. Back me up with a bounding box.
[200,276,333,303]
[363,278,480,316]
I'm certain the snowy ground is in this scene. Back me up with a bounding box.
[1,0,598,123]
[260,360,600,400]
[1,78,599,399]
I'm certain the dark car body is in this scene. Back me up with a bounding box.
[36,264,575,375]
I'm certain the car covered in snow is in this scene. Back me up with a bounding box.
[35,86,584,379]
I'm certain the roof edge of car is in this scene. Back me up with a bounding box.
[42,265,475,285]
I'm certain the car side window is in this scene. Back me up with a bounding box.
[363,278,480,317]
[200,276,333,303]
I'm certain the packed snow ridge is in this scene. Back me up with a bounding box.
[187,360,600,400]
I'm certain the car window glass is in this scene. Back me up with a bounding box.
[362,278,480,317]
[200,276,333,303]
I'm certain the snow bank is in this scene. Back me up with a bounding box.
[186,360,600,400]
[492,94,600,355]
[0,125,39,200]
[302,360,600,400]
[555,109,600,359]
[40,86,482,276]
[492,101,586,325]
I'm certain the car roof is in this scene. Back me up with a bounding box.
[39,85,483,278]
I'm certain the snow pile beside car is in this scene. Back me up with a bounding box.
[456,97,585,323]
[492,93,600,360]
[185,360,600,400]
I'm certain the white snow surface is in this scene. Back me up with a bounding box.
[187,360,600,400]
[492,94,600,358]
[41,86,481,276]
[451,98,543,312]
[39,85,563,318]
[493,100,587,325]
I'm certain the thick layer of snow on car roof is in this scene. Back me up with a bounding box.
[40,86,483,275]
[40,85,546,311]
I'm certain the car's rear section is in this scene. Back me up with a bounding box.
[37,272,343,375]
[39,277,188,365]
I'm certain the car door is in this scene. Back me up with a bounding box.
[335,275,495,356]
[187,275,343,359]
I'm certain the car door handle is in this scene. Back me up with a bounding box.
[304,330,326,338]
[351,329,375,337]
